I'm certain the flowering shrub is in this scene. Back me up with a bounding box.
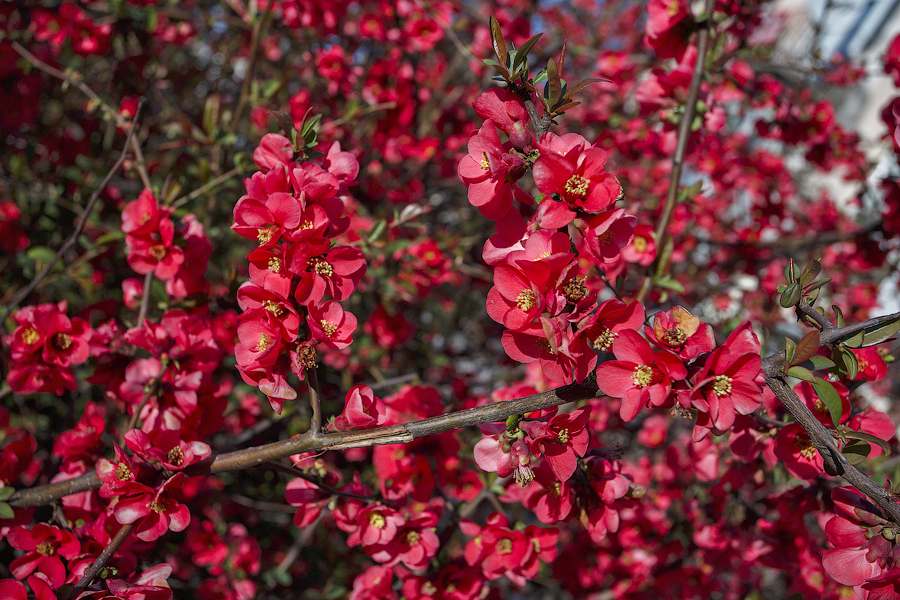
[3,0,900,598]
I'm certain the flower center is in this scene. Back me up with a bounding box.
[557,428,570,445]
[36,541,55,556]
[565,174,590,198]
[255,333,272,352]
[115,464,132,481]
[406,531,421,545]
[258,229,274,244]
[712,374,732,397]
[480,152,490,170]
[516,289,537,311]
[563,277,588,303]
[22,327,40,345]
[149,244,166,259]
[632,364,654,387]
[268,257,283,272]
[313,258,333,277]
[496,539,513,554]
[592,327,617,351]
[262,300,284,317]
[167,446,185,467]
[549,481,562,497]
[320,320,337,337]
[148,499,164,513]
[369,512,386,529]
[52,332,72,351]
[596,231,613,245]
[664,327,687,346]
[794,434,817,459]
[297,344,317,368]
[633,236,647,252]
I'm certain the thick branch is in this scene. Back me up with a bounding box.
[9,381,599,507]
[765,376,900,522]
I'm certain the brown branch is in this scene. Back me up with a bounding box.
[229,2,275,136]
[69,522,135,598]
[765,376,900,523]
[636,0,716,304]
[9,381,599,508]
[798,299,835,331]
[0,98,145,323]
[307,366,323,437]
[12,42,152,190]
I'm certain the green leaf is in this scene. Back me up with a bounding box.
[786,365,815,382]
[791,330,820,367]
[26,245,57,264]
[804,277,832,294]
[800,259,822,287]
[654,276,684,293]
[0,487,14,501]
[843,440,871,465]
[861,315,900,347]
[832,305,845,328]
[842,346,859,378]
[780,283,801,308]
[655,236,674,279]
[202,95,221,136]
[95,230,125,246]
[798,354,835,370]
[563,77,610,101]
[844,430,892,456]
[513,32,543,72]
[366,219,387,243]
[784,336,796,368]
[812,377,843,426]
[268,110,295,140]
[546,58,562,107]
[843,331,864,349]
[784,259,797,283]
[490,16,508,67]
[0,502,12,519]
[532,68,548,85]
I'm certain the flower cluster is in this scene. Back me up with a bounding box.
[232,135,366,413]
[4,301,92,395]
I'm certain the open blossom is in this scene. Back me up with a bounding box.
[596,329,687,421]
[113,473,191,542]
[307,300,357,349]
[122,189,185,280]
[457,119,526,219]
[7,524,81,587]
[522,406,592,481]
[474,423,535,485]
[532,132,621,214]
[645,305,715,360]
[687,322,763,436]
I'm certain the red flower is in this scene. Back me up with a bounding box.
[532,132,621,214]
[596,329,687,421]
[289,241,367,305]
[645,305,715,360]
[522,407,592,481]
[687,322,763,434]
[123,428,211,471]
[620,224,657,266]
[473,88,531,147]
[307,300,358,349]
[579,208,637,265]
[7,524,80,587]
[232,191,303,246]
[113,473,191,542]
[522,461,574,523]
[457,120,526,219]
[474,425,535,485]
[331,385,387,431]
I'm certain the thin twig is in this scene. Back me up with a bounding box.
[264,460,379,500]
[798,299,835,330]
[12,42,152,190]
[307,366,322,437]
[1,99,145,323]
[136,271,153,327]
[170,166,245,209]
[636,0,716,304]
[70,522,135,597]
[229,1,275,136]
